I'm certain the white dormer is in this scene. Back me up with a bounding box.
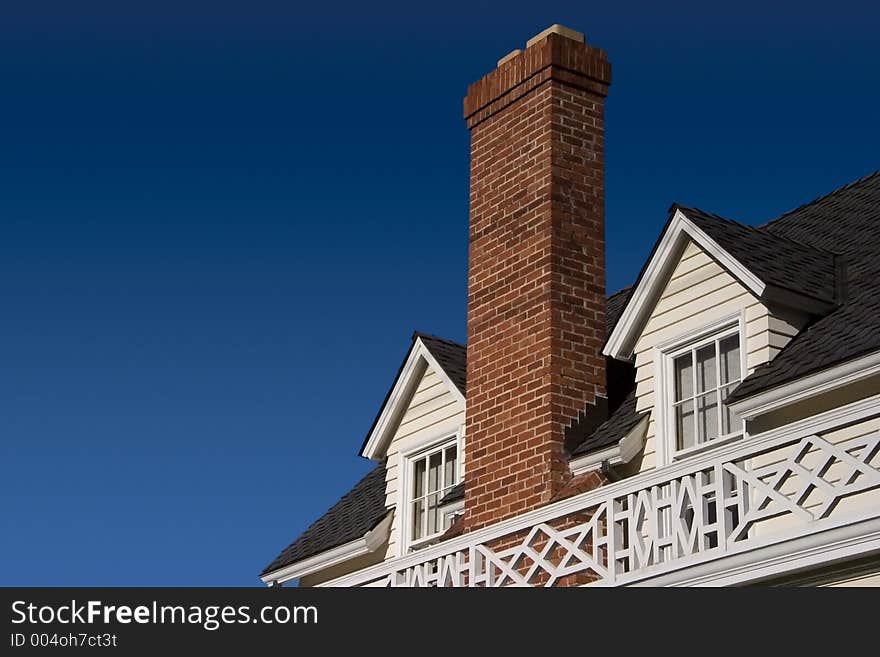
[361,335,466,557]
[606,209,813,471]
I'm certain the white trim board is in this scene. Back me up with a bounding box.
[652,312,746,467]
[728,349,880,421]
[604,208,765,361]
[622,514,880,588]
[396,431,462,556]
[361,337,466,461]
[261,512,393,586]
[318,393,880,588]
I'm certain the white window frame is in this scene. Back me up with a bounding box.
[654,313,747,467]
[398,430,462,554]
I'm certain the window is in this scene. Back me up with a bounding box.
[408,441,459,546]
[667,327,743,457]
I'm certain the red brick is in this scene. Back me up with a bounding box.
[463,31,612,532]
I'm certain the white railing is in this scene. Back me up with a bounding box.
[322,399,880,587]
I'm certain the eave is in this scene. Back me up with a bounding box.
[360,336,466,461]
[603,207,836,361]
[261,512,393,586]
[569,413,649,476]
[727,349,880,421]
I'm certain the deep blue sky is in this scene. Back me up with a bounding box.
[1,1,877,586]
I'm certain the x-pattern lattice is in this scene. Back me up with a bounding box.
[387,429,880,587]
[724,433,880,543]
[483,513,609,587]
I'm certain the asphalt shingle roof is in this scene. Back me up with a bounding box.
[414,332,466,396]
[606,286,631,331]
[263,171,880,576]
[261,463,389,577]
[728,171,880,402]
[264,288,634,574]
[570,390,645,457]
[675,204,839,307]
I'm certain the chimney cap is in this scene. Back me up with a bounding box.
[525,24,585,48]
[496,49,522,67]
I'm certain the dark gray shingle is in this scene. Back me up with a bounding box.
[261,463,389,577]
[570,390,645,457]
[266,291,633,574]
[414,332,466,396]
[728,171,880,402]
[675,204,839,307]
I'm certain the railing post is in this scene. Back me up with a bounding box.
[606,495,616,585]
[335,418,880,587]
[714,461,728,553]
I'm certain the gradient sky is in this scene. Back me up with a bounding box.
[1,1,878,586]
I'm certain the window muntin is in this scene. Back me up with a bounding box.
[409,442,458,544]
[671,331,742,454]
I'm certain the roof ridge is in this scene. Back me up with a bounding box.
[411,331,466,349]
[761,170,880,229]
[670,203,731,223]
[607,285,632,300]
[678,203,840,258]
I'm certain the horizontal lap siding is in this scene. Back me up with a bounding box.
[633,241,769,473]
[382,366,465,559]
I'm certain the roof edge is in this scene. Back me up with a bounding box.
[569,413,649,475]
[604,207,766,360]
[727,348,880,420]
[761,170,880,230]
[360,334,466,461]
[260,512,393,585]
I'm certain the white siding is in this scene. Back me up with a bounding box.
[382,364,465,559]
[631,240,805,473]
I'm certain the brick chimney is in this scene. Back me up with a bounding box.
[463,25,611,531]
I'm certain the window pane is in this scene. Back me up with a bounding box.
[674,353,693,402]
[426,493,440,536]
[409,442,458,544]
[696,391,719,444]
[721,384,742,435]
[695,344,716,393]
[428,451,442,494]
[676,399,695,450]
[444,445,457,487]
[411,499,424,541]
[413,458,425,498]
[719,335,741,384]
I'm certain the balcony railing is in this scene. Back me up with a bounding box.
[322,397,880,587]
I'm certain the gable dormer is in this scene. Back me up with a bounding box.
[361,334,466,557]
[260,333,465,586]
[604,206,837,472]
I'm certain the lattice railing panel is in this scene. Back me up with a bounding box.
[353,427,880,587]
